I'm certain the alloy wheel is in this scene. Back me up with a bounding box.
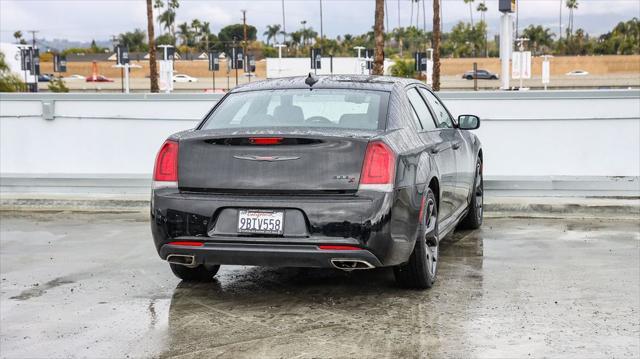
[424,197,439,277]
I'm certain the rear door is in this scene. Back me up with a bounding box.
[406,87,458,221]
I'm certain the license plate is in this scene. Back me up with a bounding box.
[237,209,285,235]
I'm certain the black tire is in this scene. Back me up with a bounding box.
[459,158,483,229]
[170,263,220,282]
[490,75,498,80]
[465,75,473,80]
[394,188,439,289]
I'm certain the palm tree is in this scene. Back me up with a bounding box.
[146,0,159,92]
[153,0,164,34]
[392,27,407,56]
[477,1,488,56]
[464,0,475,28]
[476,1,487,23]
[300,27,318,47]
[433,0,441,90]
[558,0,563,41]
[289,31,302,53]
[522,25,554,55]
[157,0,179,38]
[200,21,212,51]
[373,0,385,75]
[13,31,24,44]
[177,22,193,47]
[566,0,579,37]
[263,24,282,46]
[158,9,176,38]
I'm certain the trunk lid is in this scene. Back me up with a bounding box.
[177,130,376,193]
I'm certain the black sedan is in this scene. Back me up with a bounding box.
[151,75,483,289]
[462,69,498,80]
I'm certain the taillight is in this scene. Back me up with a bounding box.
[153,140,178,188]
[359,141,396,192]
[249,137,283,145]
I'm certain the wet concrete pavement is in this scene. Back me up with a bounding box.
[0,212,638,358]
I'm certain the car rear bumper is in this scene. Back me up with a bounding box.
[159,241,384,269]
[151,187,421,267]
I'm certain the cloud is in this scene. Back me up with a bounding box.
[1,0,638,43]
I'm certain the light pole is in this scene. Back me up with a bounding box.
[354,46,365,74]
[275,44,287,76]
[301,20,307,46]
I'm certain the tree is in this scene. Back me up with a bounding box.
[47,77,69,93]
[373,0,385,75]
[199,21,216,52]
[146,0,159,92]
[156,33,176,46]
[389,56,416,77]
[464,0,475,28]
[218,24,257,44]
[477,2,488,56]
[0,51,25,92]
[432,0,441,90]
[263,24,282,46]
[300,27,318,47]
[566,0,578,37]
[13,31,26,45]
[476,1,487,23]
[443,21,486,57]
[157,0,179,38]
[118,29,148,52]
[522,25,554,55]
[177,22,195,47]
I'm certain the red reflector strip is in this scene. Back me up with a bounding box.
[249,137,283,145]
[168,241,204,247]
[318,245,362,251]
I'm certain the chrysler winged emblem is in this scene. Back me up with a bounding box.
[233,154,301,162]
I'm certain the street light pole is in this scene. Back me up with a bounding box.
[353,46,365,74]
[275,44,287,76]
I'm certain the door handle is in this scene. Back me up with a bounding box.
[452,142,461,150]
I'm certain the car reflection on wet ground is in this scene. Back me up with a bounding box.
[0,212,638,358]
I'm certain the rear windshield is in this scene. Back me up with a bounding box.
[200,89,389,130]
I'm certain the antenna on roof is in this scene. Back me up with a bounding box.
[305,72,318,88]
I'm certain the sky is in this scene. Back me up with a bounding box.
[1,0,639,44]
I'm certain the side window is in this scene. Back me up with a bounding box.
[406,88,437,131]
[420,88,454,129]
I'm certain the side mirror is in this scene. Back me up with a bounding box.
[458,114,480,130]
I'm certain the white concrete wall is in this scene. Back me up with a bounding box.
[266,57,394,78]
[1,90,638,193]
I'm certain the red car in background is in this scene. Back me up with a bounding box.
[86,75,114,82]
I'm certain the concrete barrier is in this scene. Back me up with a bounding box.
[1,90,638,197]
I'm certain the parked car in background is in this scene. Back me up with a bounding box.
[173,74,198,83]
[86,75,114,82]
[65,74,86,81]
[462,69,498,80]
[37,74,51,82]
[566,70,589,76]
[151,75,484,289]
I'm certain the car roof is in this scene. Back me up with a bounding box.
[231,75,424,93]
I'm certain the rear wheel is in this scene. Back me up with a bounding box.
[394,188,439,289]
[459,158,483,229]
[169,263,220,282]
[465,75,473,80]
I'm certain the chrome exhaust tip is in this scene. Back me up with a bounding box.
[166,254,196,267]
[330,259,375,271]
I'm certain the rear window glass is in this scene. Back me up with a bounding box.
[200,89,389,130]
